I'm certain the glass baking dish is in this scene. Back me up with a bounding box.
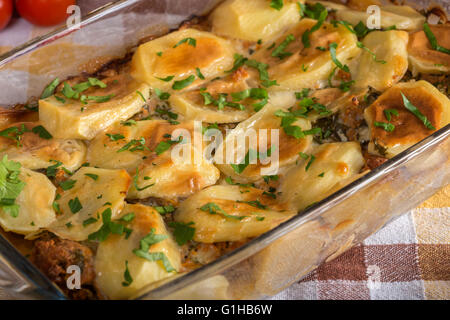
[0,0,448,300]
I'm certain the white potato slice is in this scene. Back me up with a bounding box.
[364,81,450,158]
[215,103,312,183]
[210,0,302,42]
[169,70,254,123]
[279,142,365,211]
[39,74,150,140]
[174,185,295,243]
[95,203,181,300]
[46,167,131,241]
[0,122,86,171]
[354,30,409,92]
[88,120,220,200]
[0,167,56,235]
[408,24,450,75]
[252,20,360,91]
[131,29,236,91]
[335,5,425,31]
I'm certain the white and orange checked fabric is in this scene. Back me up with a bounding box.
[0,1,449,300]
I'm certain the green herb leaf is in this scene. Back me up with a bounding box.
[122,261,133,287]
[271,34,295,60]
[172,75,195,90]
[84,173,99,181]
[374,121,395,132]
[196,68,205,80]
[401,92,436,130]
[0,156,26,218]
[356,41,387,64]
[270,0,283,10]
[168,221,195,245]
[83,217,98,227]
[120,213,135,222]
[41,78,60,99]
[423,22,450,55]
[106,133,125,141]
[154,88,171,100]
[133,168,154,191]
[59,179,76,191]
[155,205,175,215]
[88,77,107,88]
[173,37,196,48]
[200,202,247,220]
[155,75,175,82]
[301,7,328,48]
[383,108,399,122]
[31,125,53,139]
[329,42,350,72]
[68,197,82,214]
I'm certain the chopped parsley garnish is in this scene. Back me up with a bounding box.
[121,120,137,126]
[59,179,76,191]
[85,173,99,181]
[117,137,149,153]
[0,125,28,147]
[401,92,435,130]
[301,6,328,48]
[155,205,175,215]
[106,133,125,141]
[156,51,163,56]
[305,154,316,171]
[31,126,53,140]
[384,109,399,122]
[154,88,171,100]
[41,78,60,99]
[196,68,205,80]
[88,208,127,242]
[200,92,245,111]
[236,200,267,210]
[318,172,325,177]
[132,228,175,273]
[168,221,195,245]
[263,175,279,183]
[329,42,350,72]
[122,261,133,287]
[271,34,295,60]
[133,168,154,191]
[154,135,182,155]
[172,75,195,90]
[136,90,147,102]
[83,217,98,227]
[155,75,175,82]
[354,21,370,38]
[88,77,107,88]
[423,22,450,55]
[120,213,135,222]
[173,37,196,48]
[374,121,395,132]
[230,149,258,174]
[270,0,283,10]
[226,54,278,87]
[0,156,26,218]
[68,197,82,214]
[200,202,247,220]
[356,41,387,64]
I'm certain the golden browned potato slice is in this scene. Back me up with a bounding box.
[279,142,365,211]
[95,203,181,300]
[0,122,86,171]
[354,30,409,92]
[210,0,302,42]
[408,24,450,75]
[174,185,295,243]
[252,20,359,91]
[88,120,220,200]
[0,166,56,235]
[39,74,150,140]
[46,167,131,241]
[0,108,38,129]
[335,5,425,31]
[215,103,312,183]
[169,69,255,123]
[364,81,450,158]
[131,29,236,92]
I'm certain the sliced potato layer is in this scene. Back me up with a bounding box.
[169,70,255,123]
[174,185,294,243]
[364,81,450,158]
[335,5,425,31]
[39,74,150,140]
[280,142,365,211]
[95,203,181,300]
[88,120,220,200]
[0,167,56,235]
[210,0,302,42]
[408,24,450,75]
[46,167,131,241]
[0,122,86,171]
[215,103,312,183]
[131,29,236,91]
[354,30,409,92]
[252,19,359,91]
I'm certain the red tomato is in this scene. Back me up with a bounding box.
[15,0,76,27]
[0,0,13,31]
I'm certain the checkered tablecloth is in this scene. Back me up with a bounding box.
[0,0,448,300]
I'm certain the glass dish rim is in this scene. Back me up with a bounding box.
[0,0,447,300]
